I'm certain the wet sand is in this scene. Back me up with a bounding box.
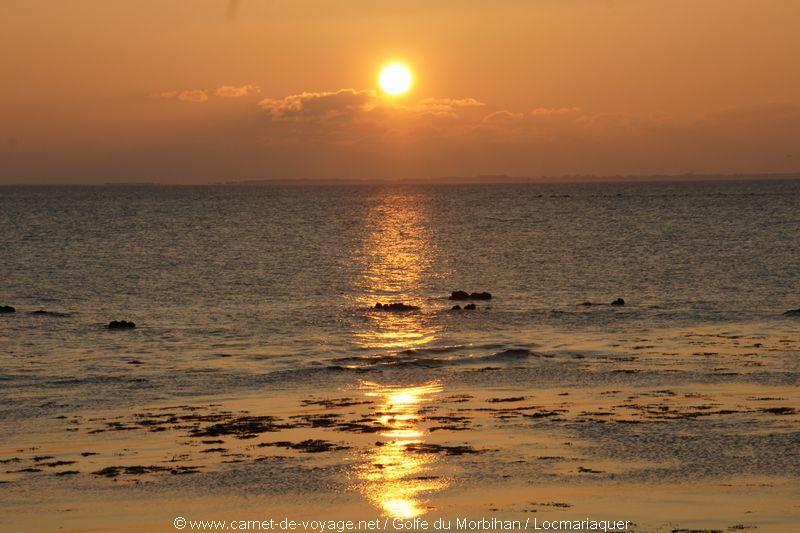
[2,322,799,532]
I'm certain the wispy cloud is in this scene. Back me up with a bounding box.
[259,89,378,119]
[216,84,261,98]
[153,89,209,103]
[26,87,797,182]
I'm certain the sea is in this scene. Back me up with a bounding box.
[1,179,799,415]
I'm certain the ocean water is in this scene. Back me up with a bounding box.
[1,180,799,412]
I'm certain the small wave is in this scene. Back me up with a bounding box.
[29,310,71,317]
[327,347,547,370]
[468,348,539,363]
[473,342,522,350]
[397,345,468,356]
[329,353,447,368]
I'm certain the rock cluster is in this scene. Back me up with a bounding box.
[449,291,492,301]
[580,298,626,306]
[373,302,420,312]
[108,320,136,329]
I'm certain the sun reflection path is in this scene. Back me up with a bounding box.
[356,381,448,519]
[353,192,441,351]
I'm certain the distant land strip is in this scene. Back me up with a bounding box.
[1,172,799,187]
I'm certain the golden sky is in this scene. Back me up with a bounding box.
[2,0,799,183]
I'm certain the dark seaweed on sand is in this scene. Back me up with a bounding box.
[257,439,350,453]
[404,443,486,456]
[189,416,291,439]
[93,465,200,477]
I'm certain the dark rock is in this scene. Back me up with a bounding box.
[373,302,420,312]
[783,308,800,317]
[108,320,136,329]
[580,301,592,306]
[610,298,625,306]
[451,305,462,311]
[0,305,15,314]
[464,303,477,310]
[449,291,492,300]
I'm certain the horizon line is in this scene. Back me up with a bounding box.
[2,171,800,187]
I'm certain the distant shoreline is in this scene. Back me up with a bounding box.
[1,172,799,187]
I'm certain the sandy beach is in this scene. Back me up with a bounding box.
[3,316,798,531]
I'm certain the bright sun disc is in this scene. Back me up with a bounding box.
[380,64,413,95]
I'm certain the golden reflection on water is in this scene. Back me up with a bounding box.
[351,193,448,516]
[357,381,448,519]
[354,192,441,350]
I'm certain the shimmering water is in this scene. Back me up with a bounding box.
[1,180,799,409]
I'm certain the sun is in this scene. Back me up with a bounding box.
[379,63,413,96]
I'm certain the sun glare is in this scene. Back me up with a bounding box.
[379,64,413,96]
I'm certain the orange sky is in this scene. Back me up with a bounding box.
[1,0,799,183]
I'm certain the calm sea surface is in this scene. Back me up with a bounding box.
[1,180,799,413]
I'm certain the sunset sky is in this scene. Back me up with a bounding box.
[2,0,799,183]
